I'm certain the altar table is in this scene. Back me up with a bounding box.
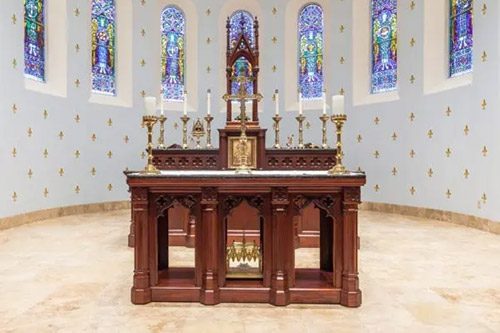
[126,170,366,307]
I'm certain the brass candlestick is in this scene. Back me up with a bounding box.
[272,115,282,149]
[180,114,190,149]
[296,114,306,149]
[142,115,160,174]
[329,114,348,175]
[157,115,167,149]
[192,118,206,149]
[320,114,330,149]
[204,114,214,148]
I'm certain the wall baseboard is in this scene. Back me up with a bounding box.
[0,201,130,231]
[361,202,500,235]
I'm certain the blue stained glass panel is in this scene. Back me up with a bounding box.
[371,0,398,94]
[450,0,473,77]
[231,56,254,95]
[24,0,45,81]
[161,6,186,102]
[91,0,116,95]
[229,10,255,50]
[298,4,324,100]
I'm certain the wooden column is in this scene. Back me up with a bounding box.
[340,187,362,307]
[200,187,220,305]
[270,187,291,306]
[128,191,135,248]
[131,188,152,304]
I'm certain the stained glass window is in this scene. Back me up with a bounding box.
[91,0,116,95]
[24,0,45,81]
[298,4,324,100]
[161,6,186,102]
[229,10,255,50]
[449,0,473,77]
[231,57,254,95]
[371,0,397,94]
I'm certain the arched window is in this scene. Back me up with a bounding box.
[24,0,45,82]
[91,0,116,95]
[229,10,255,50]
[298,4,324,100]
[161,6,186,102]
[371,0,397,94]
[449,0,473,77]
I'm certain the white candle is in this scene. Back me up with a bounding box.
[207,89,211,115]
[299,92,303,115]
[274,89,279,115]
[160,91,164,116]
[183,92,187,116]
[144,96,157,116]
[332,95,345,115]
[322,91,327,115]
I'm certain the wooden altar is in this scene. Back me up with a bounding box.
[126,170,366,307]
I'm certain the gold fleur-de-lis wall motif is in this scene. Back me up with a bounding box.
[12,147,17,158]
[28,127,33,137]
[339,88,345,95]
[464,169,470,179]
[43,188,49,198]
[340,57,345,64]
[43,109,49,119]
[12,103,17,113]
[28,169,33,179]
[12,192,17,202]
[43,148,49,158]
[206,8,211,16]
[75,44,80,52]
[481,51,488,62]
[481,3,487,15]
[464,125,470,136]
[174,122,179,130]
[107,184,113,192]
[446,106,452,117]
[272,36,278,44]
[410,186,416,195]
[374,184,380,192]
[481,99,487,110]
[75,114,81,123]
[75,185,81,194]
[58,131,64,140]
[124,135,129,144]
[410,74,415,84]
[374,150,380,159]
[427,129,434,139]
[481,193,487,204]
[11,14,16,24]
[140,59,146,67]
[374,117,380,125]
[392,167,398,176]
[75,150,81,159]
[410,1,415,10]
[141,28,146,37]
[140,0,146,6]
[392,132,398,141]
[206,66,211,74]
[107,151,113,159]
[272,7,277,15]
[445,148,452,158]
[446,189,452,199]
[141,151,146,159]
[409,149,416,158]
[339,25,345,33]
[140,90,146,98]
[58,168,65,176]
[91,167,97,176]
[428,168,434,178]
[108,118,113,126]
[482,146,488,157]
[410,37,415,47]
[357,134,362,143]
[12,58,17,68]
[74,79,80,88]
[206,37,211,44]
[74,8,80,16]
[272,65,277,72]
[409,113,415,122]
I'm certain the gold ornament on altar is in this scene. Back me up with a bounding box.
[191,118,206,149]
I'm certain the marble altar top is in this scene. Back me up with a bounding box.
[127,170,365,178]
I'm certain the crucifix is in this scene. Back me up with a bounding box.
[223,75,262,173]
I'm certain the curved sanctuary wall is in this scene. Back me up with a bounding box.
[0,0,498,228]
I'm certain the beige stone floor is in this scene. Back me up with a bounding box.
[0,210,499,333]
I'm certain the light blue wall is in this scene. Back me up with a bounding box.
[0,0,498,222]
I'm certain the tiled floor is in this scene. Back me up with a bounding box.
[0,210,498,332]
